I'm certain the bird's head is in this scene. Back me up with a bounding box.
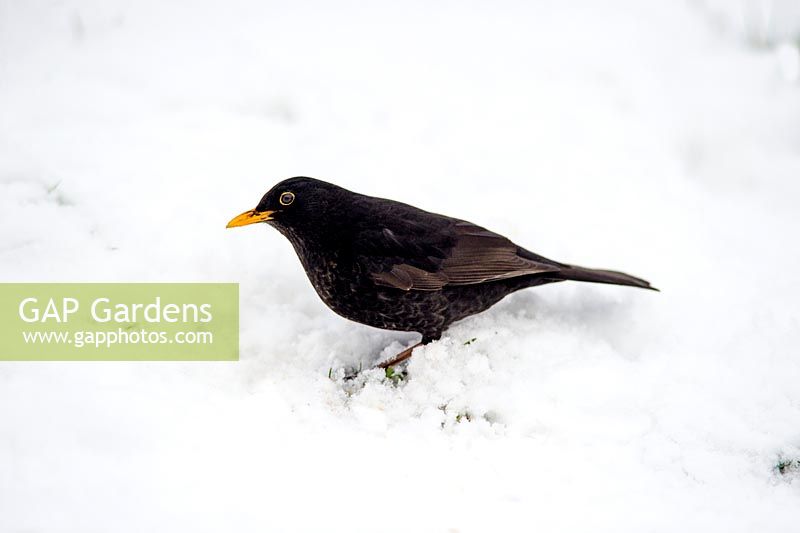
[226,176,346,235]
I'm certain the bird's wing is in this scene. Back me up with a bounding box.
[366,220,561,292]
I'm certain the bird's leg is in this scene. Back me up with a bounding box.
[376,333,440,369]
[376,341,422,369]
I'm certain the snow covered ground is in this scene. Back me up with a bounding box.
[2,0,800,531]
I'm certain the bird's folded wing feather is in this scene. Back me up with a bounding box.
[366,220,561,291]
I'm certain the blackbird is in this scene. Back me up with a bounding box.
[227,177,655,367]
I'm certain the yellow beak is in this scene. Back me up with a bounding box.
[226,209,276,228]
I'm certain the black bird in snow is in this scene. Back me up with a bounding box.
[227,177,655,368]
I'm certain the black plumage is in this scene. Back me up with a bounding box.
[227,177,655,367]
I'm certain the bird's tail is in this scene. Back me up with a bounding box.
[552,265,657,291]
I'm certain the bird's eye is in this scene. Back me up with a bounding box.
[279,192,295,206]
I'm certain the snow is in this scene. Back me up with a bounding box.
[2,0,800,531]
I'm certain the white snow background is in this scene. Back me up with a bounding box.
[2,0,800,531]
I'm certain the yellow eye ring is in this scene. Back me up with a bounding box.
[279,191,295,206]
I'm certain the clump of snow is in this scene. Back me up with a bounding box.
[1,1,800,531]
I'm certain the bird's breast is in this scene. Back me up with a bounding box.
[290,243,359,309]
